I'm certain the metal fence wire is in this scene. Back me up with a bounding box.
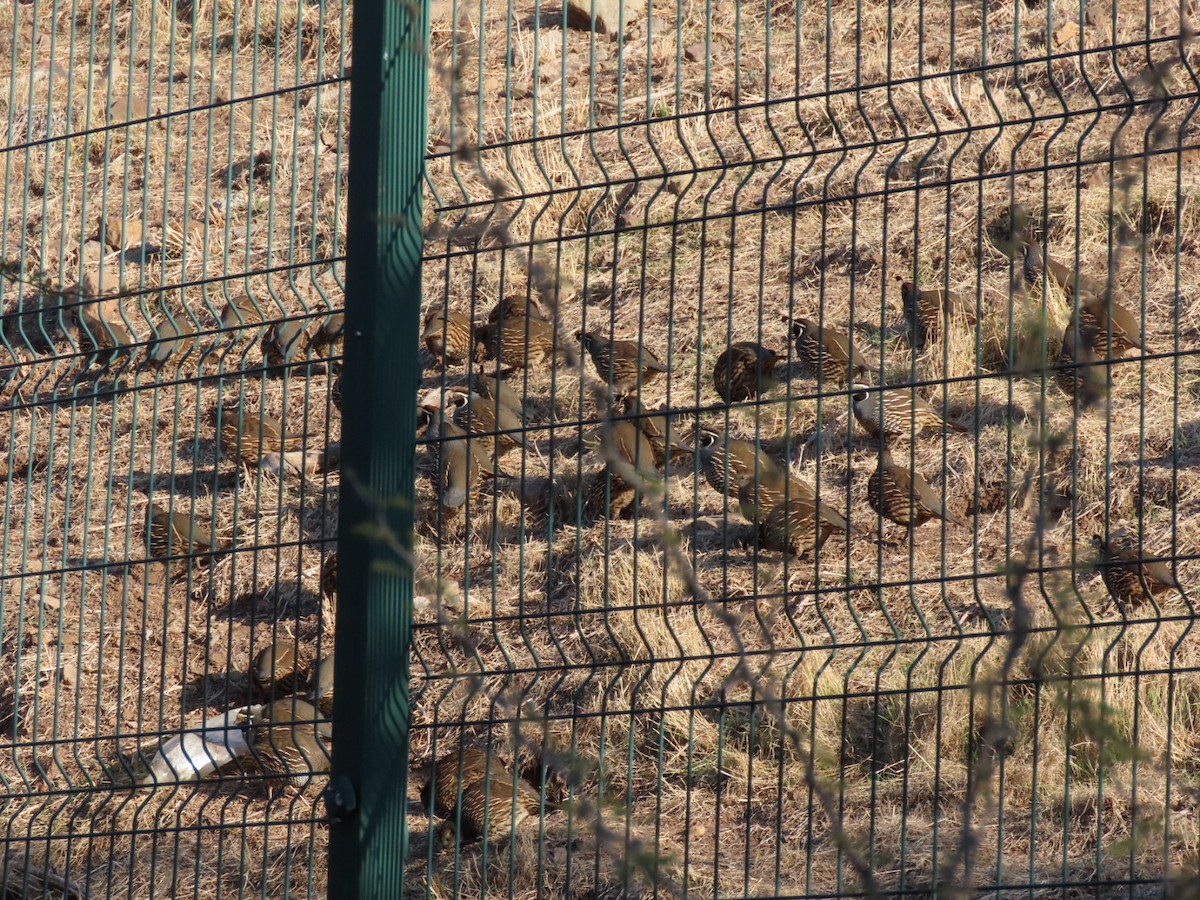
[1,0,1199,898]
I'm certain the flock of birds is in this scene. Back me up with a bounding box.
[409,208,1188,847]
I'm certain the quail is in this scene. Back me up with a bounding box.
[474,315,566,371]
[712,342,781,403]
[866,451,966,534]
[220,408,313,466]
[585,417,661,518]
[262,319,310,370]
[1055,323,1108,406]
[470,373,524,419]
[1074,293,1146,359]
[736,467,816,523]
[578,331,668,397]
[310,312,345,358]
[320,552,338,603]
[78,278,136,364]
[692,428,779,497]
[899,282,976,349]
[420,746,506,818]
[309,652,334,717]
[423,307,474,367]
[253,636,299,697]
[447,388,529,452]
[219,293,265,331]
[145,312,198,370]
[247,696,331,798]
[785,317,871,386]
[1020,241,1106,299]
[1092,532,1181,609]
[488,294,546,324]
[619,396,687,464]
[427,408,502,510]
[851,383,968,445]
[147,502,223,563]
[757,494,856,560]
[438,773,541,846]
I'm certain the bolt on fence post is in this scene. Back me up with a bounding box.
[328,0,429,894]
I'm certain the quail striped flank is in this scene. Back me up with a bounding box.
[248,697,331,798]
[851,383,968,445]
[736,467,816,523]
[423,307,474,367]
[262,319,309,370]
[757,495,856,560]
[475,315,566,371]
[899,281,976,349]
[447,388,529,452]
[310,652,334,717]
[439,773,541,846]
[421,746,506,818]
[488,294,546,324]
[253,636,298,697]
[1074,293,1146,359]
[578,331,668,397]
[1020,241,1106,299]
[148,503,223,562]
[320,552,338,603]
[220,408,313,466]
[1092,532,1181,609]
[712,342,781,403]
[693,428,779,496]
[867,451,966,533]
[1056,323,1108,405]
[786,316,870,386]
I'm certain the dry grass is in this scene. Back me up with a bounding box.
[1,0,1199,897]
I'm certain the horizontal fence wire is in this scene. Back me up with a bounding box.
[410,1,1200,899]
[0,0,347,897]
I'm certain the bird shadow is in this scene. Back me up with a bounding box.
[213,580,323,625]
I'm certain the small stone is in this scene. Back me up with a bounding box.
[565,0,643,35]
[684,42,707,63]
[1052,20,1080,49]
[80,240,104,266]
[108,91,150,122]
[665,175,687,195]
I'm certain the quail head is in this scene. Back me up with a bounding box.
[851,383,968,446]
[785,316,871,386]
[712,342,781,403]
[247,696,331,798]
[578,331,668,397]
[423,307,474,367]
[1092,531,1181,610]
[320,552,338,603]
[866,451,966,535]
[253,636,299,697]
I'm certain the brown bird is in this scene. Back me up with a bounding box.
[1092,532,1181,609]
[420,746,507,818]
[310,311,345,358]
[248,697,331,798]
[475,315,566,371]
[470,373,524,419]
[262,319,310,370]
[145,311,198,370]
[619,397,687,465]
[309,652,334,717]
[851,383,968,445]
[426,408,503,510]
[1074,293,1146,359]
[487,294,547,324]
[866,451,966,534]
[147,502,224,562]
[757,494,857,560]
[447,389,529,451]
[220,408,313,466]
[584,417,661,518]
[1055,323,1108,406]
[253,636,299,697]
[438,773,541,847]
[899,281,977,349]
[219,293,265,331]
[423,307,474,367]
[785,316,871,386]
[1020,241,1106,299]
[712,342,781,403]
[736,467,816,523]
[578,331,668,397]
[320,552,338,603]
[693,428,779,496]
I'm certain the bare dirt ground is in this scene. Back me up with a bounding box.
[1,0,1199,897]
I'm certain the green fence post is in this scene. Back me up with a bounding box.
[328,0,428,894]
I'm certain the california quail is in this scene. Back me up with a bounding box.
[470,373,524,419]
[474,316,566,371]
[785,317,871,386]
[757,495,855,560]
[712,342,781,403]
[1074,293,1145,359]
[1092,532,1181,609]
[145,312,198,370]
[310,312,345,358]
[693,428,779,496]
[851,383,968,445]
[421,746,506,818]
[253,636,299,697]
[219,293,265,331]
[426,408,502,510]
[320,552,338,603]
[488,294,546,324]
[439,773,541,846]
[619,396,686,464]
[309,652,334,717]
[866,451,966,534]
[423,307,474,367]
[220,408,312,466]
[262,319,310,371]
[736,467,815,523]
[585,417,660,518]
[447,389,529,452]
[147,502,223,563]
[1020,241,1106,299]
[899,282,976,349]
[578,331,668,397]
[248,696,331,798]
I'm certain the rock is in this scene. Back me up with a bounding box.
[565,0,642,35]
[684,41,707,63]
